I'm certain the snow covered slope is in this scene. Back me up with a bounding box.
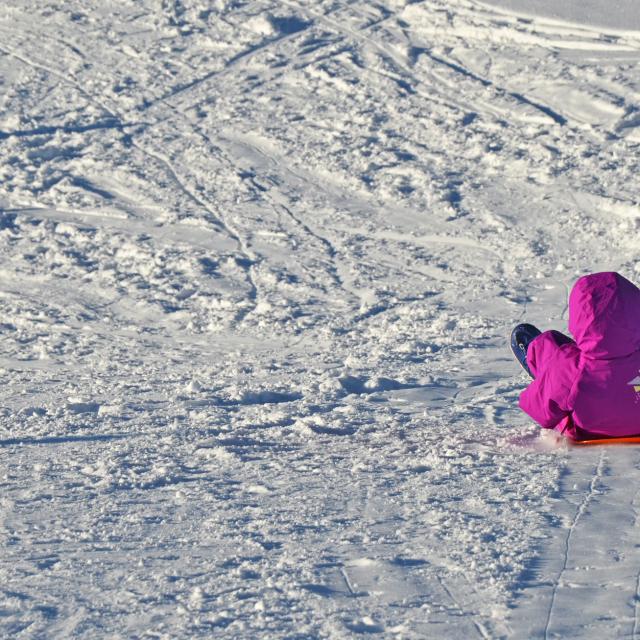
[0,0,639,637]
[481,0,640,32]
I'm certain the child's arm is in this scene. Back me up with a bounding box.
[518,331,579,429]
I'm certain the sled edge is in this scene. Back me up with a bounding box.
[569,435,640,446]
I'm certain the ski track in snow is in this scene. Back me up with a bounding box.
[542,449,605,639]
[0,0,639,637]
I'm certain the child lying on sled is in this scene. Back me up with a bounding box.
[512,272,640,441]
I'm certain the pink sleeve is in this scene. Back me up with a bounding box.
[519,332,580,429]
[527,330,575,378]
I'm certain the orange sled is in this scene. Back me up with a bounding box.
[569,435,640,446]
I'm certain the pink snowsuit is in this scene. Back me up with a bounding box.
[519,272,640,439]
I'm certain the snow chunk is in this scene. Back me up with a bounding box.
[339,375,411,395]
[244,15,276,36]
[188,587,204,611]
[19,406,47,417]
[194,446,237,463]
[246,484,270,494]
[66,401,100,414]
[185,379,203,393]
[97,404,125,417]
[243,14,310,36]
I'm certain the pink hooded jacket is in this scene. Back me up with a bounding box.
[519,272,640,439]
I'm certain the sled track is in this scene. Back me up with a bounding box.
[543,450,605,639]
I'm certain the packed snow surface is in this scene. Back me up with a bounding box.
[1,0,639,638]
[482,0,640,32]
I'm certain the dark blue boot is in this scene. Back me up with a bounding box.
[511,323,542,378]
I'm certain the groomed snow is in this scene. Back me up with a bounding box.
[481,0,640,32]
[0,1,639,638]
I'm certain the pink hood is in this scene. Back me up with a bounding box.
[569,272,640,359]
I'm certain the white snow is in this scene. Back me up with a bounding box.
[1,0,639,638]
[481,0,640,32]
